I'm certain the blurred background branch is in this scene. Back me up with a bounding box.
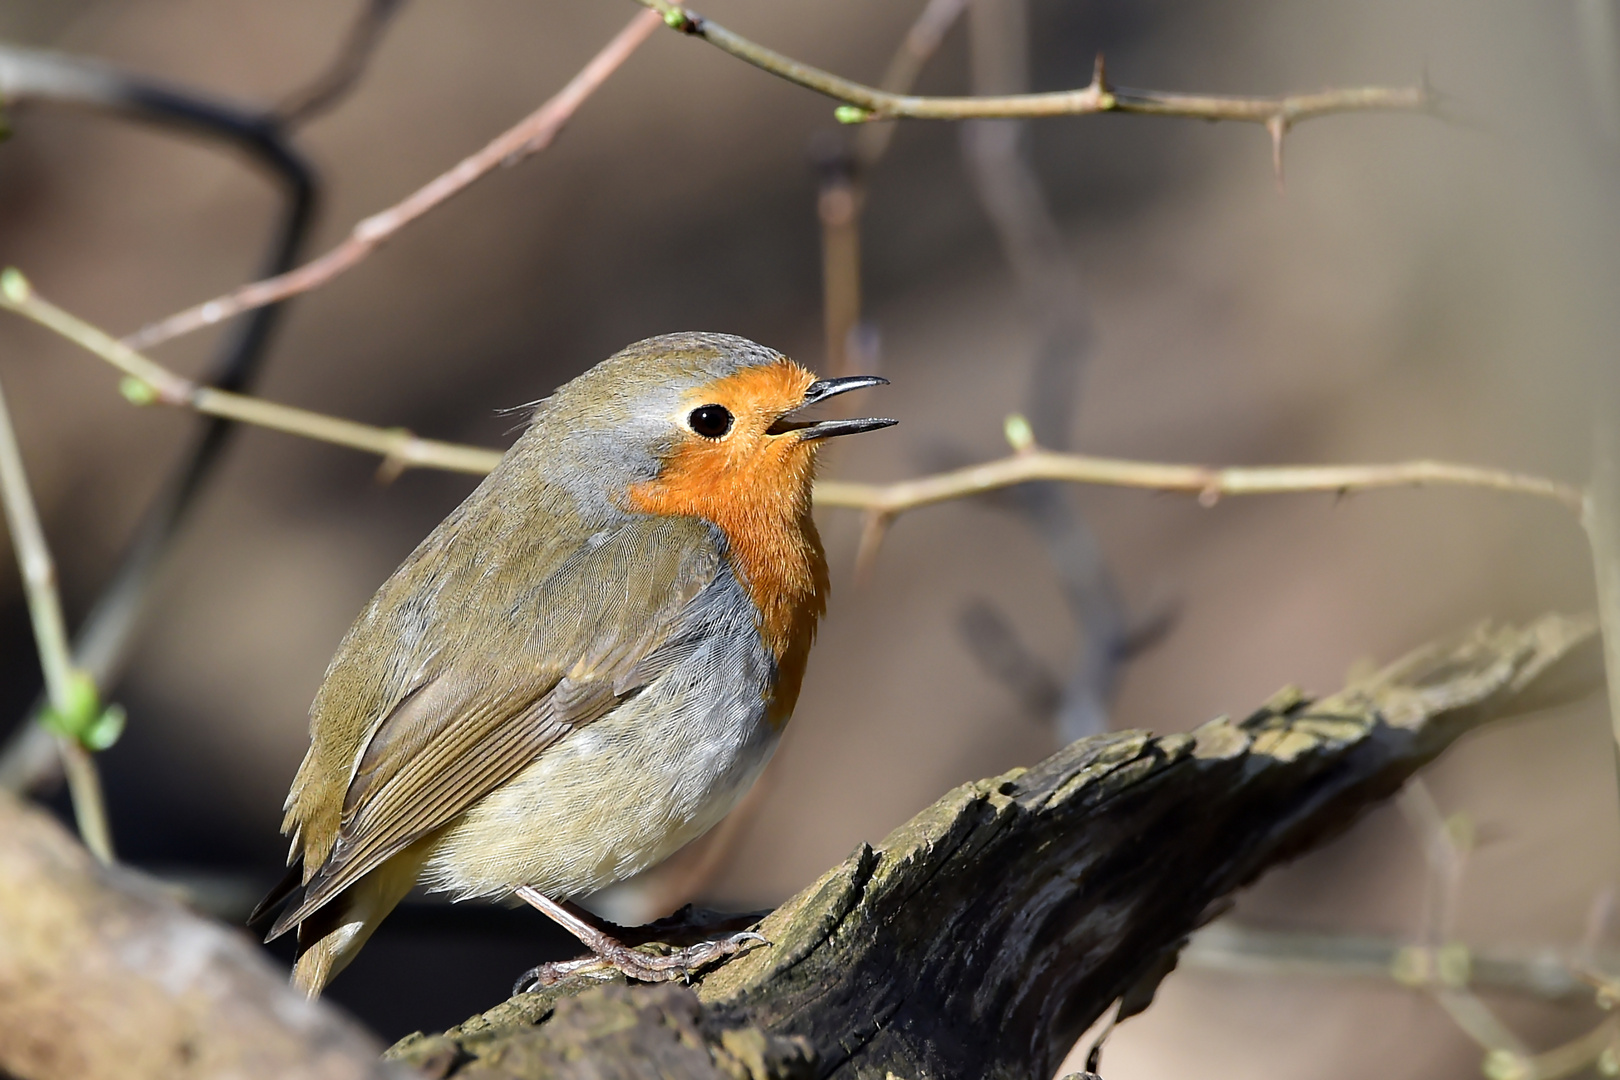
[122,8,663,352]
[0,1,408,799]
[956,0,1138,740]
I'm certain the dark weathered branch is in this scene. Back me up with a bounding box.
[387,614,1602,1080]
[0,39,323,797]
[275,0,409,126]
[0,791,399,1080]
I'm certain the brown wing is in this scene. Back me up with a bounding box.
[266,515,720,939]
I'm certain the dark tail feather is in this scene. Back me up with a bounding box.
[248,858,305,938]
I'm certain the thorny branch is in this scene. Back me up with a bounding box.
[635,0,1436,170]
[123,8,663,352]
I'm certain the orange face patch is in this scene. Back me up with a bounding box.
[626,360,828,724]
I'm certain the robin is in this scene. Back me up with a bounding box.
[249,332,894,997]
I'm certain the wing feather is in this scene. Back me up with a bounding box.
[267,515,720,939]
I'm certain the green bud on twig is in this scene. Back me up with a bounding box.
[39,670,125,751]
[119,377,159,406]
[82,704,126,752]
[1004,413,1035,453]
[0,268,30,304]
[834,105,872,125]
[1483,1049,1527,1080]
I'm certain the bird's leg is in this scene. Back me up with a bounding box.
[510,885,768,992]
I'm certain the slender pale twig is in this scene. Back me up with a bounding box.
[123,8,662,351]
[0,364,114,863]
[2,274,1586,527]
[1,272,500,477]
[814,445,1587,514]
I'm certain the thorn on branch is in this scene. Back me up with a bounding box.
[1091,53,1115,110]
[375,430,420,485]
[854,509,893,582]
[1267,114,1288,193]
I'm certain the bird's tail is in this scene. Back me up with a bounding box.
[288,847,429,998]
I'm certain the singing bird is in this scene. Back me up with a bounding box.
[251,333,894,996]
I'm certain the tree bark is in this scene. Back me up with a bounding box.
[0,789,401,1080]
[386,614,1603,1080]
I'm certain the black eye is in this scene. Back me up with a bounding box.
[688,404,733,439]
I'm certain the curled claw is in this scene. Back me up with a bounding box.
[511,929,770,994]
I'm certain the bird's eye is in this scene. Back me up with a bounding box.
[687,404,734,439]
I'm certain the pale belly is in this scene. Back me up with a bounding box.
[420,660,779,902]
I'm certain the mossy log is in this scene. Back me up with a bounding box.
[386,614,1603,1080]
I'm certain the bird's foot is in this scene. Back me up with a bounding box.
[512,929,768,994]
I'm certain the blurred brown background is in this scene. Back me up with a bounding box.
[1,0,1617,1072]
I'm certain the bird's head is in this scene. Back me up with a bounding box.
[521,333,894,523]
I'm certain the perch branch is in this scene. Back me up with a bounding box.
[123,8,662,351]
[634,0,1434,131]
[388,614,1603,1079]
[0,370,114,863]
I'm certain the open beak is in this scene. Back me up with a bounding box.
[769,376,897,441]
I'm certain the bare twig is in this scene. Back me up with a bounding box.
[636,0,1434,132]
[124,8,662,351]
[0,364,114,863]
[4,276,1587,525]
[275,0,408,126]
[813,442,1587,514]
[0,273,501,477]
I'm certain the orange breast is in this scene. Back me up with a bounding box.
[626,362,829,727]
